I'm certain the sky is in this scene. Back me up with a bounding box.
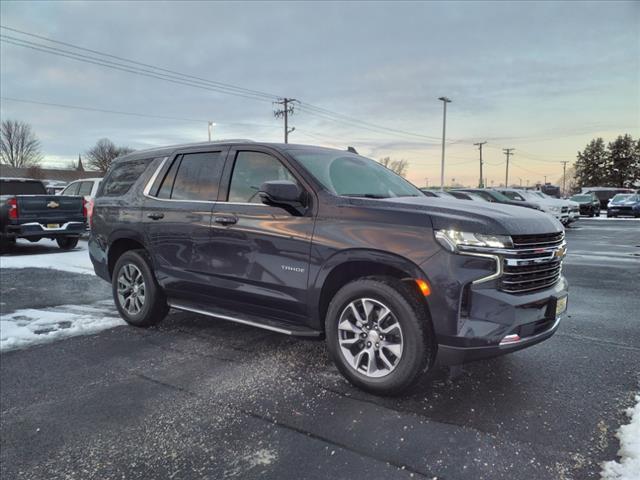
[1,0,638,187]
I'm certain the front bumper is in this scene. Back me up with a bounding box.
[4,221,85,238]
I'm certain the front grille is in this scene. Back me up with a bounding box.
[500,232,565,294]
[561,206,568,213]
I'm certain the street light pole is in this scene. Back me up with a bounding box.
[438,97,451,191]
[208,121,216,142]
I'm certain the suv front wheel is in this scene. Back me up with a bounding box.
[112,250,168,327]
[325,277,434,396]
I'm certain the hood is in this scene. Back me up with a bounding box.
[373,196,563,236]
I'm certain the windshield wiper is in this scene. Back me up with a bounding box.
[342,194,390,199]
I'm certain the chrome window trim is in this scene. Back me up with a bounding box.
[142,156,270,206]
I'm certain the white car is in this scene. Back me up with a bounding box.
[498,189,569,224]
[530,191,580,224]
[58,177,103,225]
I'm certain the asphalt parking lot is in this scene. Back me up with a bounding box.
[1,218,639,480]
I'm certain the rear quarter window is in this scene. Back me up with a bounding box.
[101,159,151,197]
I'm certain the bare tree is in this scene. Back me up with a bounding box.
[379,156,409,178]
[86,138,134,173]
[0,120,43,168]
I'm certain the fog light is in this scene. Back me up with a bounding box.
[499,334,521,345]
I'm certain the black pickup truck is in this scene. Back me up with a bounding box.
[0,178,87,251]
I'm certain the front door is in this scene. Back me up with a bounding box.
[143,148,228,299]
[202,148,315,325]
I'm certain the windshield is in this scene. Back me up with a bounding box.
[501,190,526,201]
[611,194,632,203]
[571,195,591,202]
[290,150,422,198]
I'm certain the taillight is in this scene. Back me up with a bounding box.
[86,198,95,228]
[82,197,88,219]
[7,198,18,220]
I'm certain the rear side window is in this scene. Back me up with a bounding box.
[62,182,80,196]
[227,151,297,203]
[78,181,93,196]
[159,151,223,201]
[102,159,150,197]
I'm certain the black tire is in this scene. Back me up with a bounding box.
[112,249,168,327]
[325,277,434,396]
[588,211,594,217]
[56,236,79,250]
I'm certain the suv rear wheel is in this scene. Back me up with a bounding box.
[112,250,168,327]
[325,277,434,396]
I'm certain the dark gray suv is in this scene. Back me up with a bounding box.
[89,141,569,395]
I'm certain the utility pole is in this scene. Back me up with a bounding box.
[473,141,487,187]
[274,98,297,143]
[207,121,215,142]
[503,148,514,187]
[425,178,429,188]
[438,96,452,191]
[544,175,547,184]
[561,161,568,196]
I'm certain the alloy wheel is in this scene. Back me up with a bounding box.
[337,298,404,378]
[117,264,146,315]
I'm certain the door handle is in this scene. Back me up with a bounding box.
[214,215,238,226]
[147,212,164,220]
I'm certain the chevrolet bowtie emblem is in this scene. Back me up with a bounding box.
[47,201,60,209]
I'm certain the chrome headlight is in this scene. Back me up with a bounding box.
[435,229,512,252]
[549,206,561,213]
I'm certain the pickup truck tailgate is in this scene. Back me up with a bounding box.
[16,195,85,223]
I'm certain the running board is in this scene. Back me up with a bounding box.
[168,302,322,337]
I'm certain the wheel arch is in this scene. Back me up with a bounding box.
[107,230,147,279]
[310,249,432,332]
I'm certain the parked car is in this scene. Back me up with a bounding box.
[529,191,579,224]
[581,187,636,209]
[607,193,640,218]
[59,177,103,224]
[447,191,486,201]
[90,142,568,395]
[497,188,569,225]
[569,193,601,217]
[419,189,457,199]
[453,189,541,211]
[0,177,87,251]
[43,180,68,195]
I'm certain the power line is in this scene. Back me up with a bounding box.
[0,25,277,101]
[0,34,276,103]
[0,96,281,129]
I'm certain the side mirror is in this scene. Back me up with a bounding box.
[258,180,307,214]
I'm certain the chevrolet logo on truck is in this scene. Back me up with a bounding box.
[47,201,60,209]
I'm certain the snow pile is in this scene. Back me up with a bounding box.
[601,394,640,480]
[0,240,94,275]
[0,300,124,352]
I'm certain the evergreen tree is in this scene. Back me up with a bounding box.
[607,134,639,187]
[574,138,609,187]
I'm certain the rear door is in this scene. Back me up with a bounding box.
[202,147,315,324]
[143,147,228,299]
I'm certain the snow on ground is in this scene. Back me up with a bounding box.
[601,394,640,480]
[0,300,124,352]
[0,239,94,275]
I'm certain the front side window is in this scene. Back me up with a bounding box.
[291,149,421,199]
[227,151,297,203]
[163,151,224,201]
